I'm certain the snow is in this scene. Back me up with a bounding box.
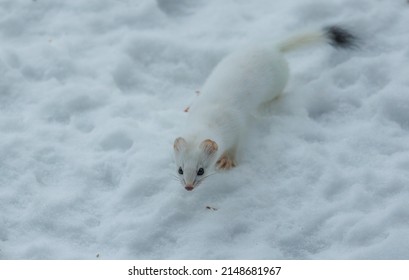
[1,0,409,260]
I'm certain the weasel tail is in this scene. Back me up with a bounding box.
[278,26,356,53]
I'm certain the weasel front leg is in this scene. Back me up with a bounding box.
[216,149,237,170]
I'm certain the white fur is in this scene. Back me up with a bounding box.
[173,28,335,191]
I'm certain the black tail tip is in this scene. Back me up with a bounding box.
[324,26,357,49]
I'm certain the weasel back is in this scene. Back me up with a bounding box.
[191,46,289,114]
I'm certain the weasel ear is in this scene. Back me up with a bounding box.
[174,137,187,153]
[200,139,218,156]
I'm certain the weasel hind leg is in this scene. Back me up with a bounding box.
[257,92,283,117]
[216,149,237,170]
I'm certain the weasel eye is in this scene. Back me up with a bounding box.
[197,168,204,176]
[178,167,183,175]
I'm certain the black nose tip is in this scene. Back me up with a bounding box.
[185,186,194,191]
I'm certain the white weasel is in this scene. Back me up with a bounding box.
[174,26,356,191]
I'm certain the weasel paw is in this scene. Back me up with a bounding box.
[216,154,236,170]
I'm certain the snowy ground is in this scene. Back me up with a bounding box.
[1,0,409,259]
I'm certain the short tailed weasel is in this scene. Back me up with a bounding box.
[173,26,356,191]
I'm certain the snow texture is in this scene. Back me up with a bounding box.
[1,0,409,260]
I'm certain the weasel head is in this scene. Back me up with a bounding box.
[173,137,218,191]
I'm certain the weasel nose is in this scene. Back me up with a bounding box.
[185,185,194,191]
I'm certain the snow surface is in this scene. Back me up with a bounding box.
[1,0,409,260]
